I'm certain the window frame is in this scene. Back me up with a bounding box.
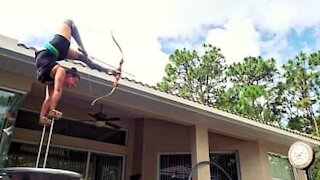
[268,152,297,180]
[157,151,241,180]
[7,140,126,180]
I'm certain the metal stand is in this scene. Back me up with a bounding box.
[306,167,313,180]
[36,117,55,168]
[1,112,84,179]
[35,125,46,168]
[188,161,232,180]
[2,167,83,180]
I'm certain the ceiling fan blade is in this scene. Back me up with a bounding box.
[88,112,95,116]
[105,117,120,121]
[80,119,96,122]
[105,122,121,129]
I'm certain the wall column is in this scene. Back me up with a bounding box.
[190,123,210,180]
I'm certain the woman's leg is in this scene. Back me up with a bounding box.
[66,48,80,59]
[63,19,87,55]
[66,48,114,74]
[56,22,72,42]
[59,20,114,74]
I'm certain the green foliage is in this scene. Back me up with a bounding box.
[158,45,320,133]
[279,52,320,134]
[157,44,226,104]
[226,56,278,85]
[216,56,280,123]
[311,155,320,179]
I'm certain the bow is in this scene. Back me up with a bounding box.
[91,31,123,106]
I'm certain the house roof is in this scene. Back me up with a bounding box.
[1,34,320,149]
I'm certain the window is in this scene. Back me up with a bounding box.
[159,154,191,180]
[210,152,239,180]
[6,142,87,173]
[159,152,239,180]
[268,153,295,180]
[88,152,124,180]
[0,88,23,167]
[6,142,124,180]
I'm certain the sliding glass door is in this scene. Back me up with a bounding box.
[6,142,124,180]
[0,88,23,167]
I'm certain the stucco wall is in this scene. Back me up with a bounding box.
[139,118,270,180]
[0,70,34,93]
[208,133,267,180]
[259,140,307,180]
[139,119,306,180]
[140,118,191,180]
[11,94,308,180]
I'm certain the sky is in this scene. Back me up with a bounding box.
[1,0,320,85]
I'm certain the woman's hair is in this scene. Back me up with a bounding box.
[66,67,80,79]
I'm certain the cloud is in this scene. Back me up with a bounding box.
[2,0,320,85]
[205,15,260,64]
[158,24,220,54]
[202,0,320,65]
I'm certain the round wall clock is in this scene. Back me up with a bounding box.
[288,141,314,169]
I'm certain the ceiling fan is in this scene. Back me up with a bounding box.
[82,104,122,130]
